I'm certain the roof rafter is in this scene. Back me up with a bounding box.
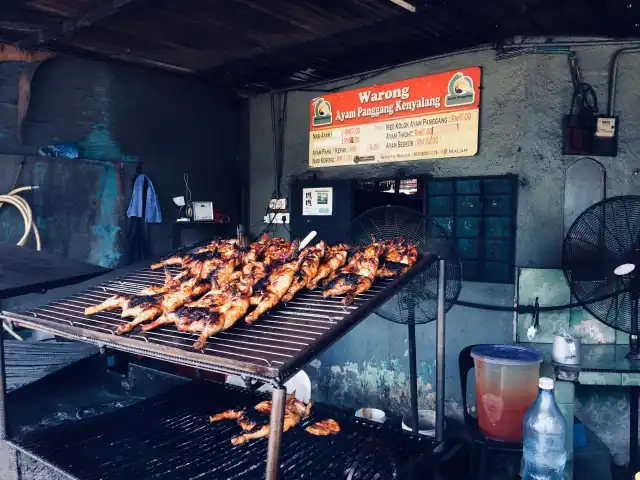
[19,0,142,48]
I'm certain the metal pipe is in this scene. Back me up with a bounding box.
[608,46,640,116]
[266,387,286,480]
[0,327,8,440]
[435,258,446,442]
[407,321,419,434]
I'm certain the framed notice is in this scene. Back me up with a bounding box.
[302,187,333,216]
[309,67,481,168]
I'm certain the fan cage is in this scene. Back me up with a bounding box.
[348,205,462,325]
[563,195,640,335]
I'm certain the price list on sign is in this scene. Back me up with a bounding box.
[309,68,481,168]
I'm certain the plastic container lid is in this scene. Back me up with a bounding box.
[539,377,554,390]
[470,344,543,365]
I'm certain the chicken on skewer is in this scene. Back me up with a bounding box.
[281,241,326,302]
[231,393,312,446]
[307,244,349,290]
[84,268,185,316]
[323,242,385,305]
[376,237,419,278]
[140,270,244,333]
[142,263,254,337]
[192,275,254,350]
[245,254,302,325]
[150,240,221,270]
[115,274,215,335]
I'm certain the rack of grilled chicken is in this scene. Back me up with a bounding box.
[83,234,419,350]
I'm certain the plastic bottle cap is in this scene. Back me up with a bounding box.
[539,377,554,390]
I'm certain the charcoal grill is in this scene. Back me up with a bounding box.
[10,381,438,480]
[0,252,443,479]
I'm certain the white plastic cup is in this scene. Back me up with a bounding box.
[355,408,386,423]
[401,409,441,437]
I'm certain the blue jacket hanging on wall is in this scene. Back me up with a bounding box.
[121,172,161,267]
[127,174,162,223]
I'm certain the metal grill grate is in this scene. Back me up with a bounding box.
[10,381,437,480]
[1,255,436,383]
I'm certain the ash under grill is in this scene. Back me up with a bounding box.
[1,255,435,383]
[10,381,437,480]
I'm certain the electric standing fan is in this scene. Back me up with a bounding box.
[348,205,462,440]
[563,196,640,359]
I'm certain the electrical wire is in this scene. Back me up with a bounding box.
[270,93,280,199]
[182,173,192,213]
[453,288,625,313]
[0,186,41,251]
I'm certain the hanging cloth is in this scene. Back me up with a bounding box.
[127,174,162,223]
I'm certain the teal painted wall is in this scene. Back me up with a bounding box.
[0,57,243,266]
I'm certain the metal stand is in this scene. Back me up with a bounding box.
[435,258,446,443]
[629,299,640,360]
[266,386,286,480]
[631,386,639,479]
[407,302,419,435]
[0,324,7,441]
[405,258,447,442]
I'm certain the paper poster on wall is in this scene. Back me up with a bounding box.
[308,67,481,168]
[303,187,333,216]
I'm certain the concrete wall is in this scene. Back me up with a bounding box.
[248,43,640,433]
[0,56,243,266]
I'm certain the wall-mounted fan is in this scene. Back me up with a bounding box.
[563,195,640,358]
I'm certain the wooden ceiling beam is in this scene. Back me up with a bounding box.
[19,0,142,48]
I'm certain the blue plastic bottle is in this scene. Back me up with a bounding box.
[522,377,567,480]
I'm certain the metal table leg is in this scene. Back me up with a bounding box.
[435,258,446,443]
[631,386,639,479]
[266,386,286,480]
[0,327,8,440]
[408,322,419,435]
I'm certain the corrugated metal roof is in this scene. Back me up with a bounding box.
[1,0,639,91]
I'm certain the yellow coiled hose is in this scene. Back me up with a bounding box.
[0,186,41,251]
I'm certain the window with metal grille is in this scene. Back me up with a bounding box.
[426,175,518,284]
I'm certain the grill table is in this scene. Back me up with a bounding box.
[1,252,440,479]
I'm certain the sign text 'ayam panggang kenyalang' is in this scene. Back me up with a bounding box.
[308,67,481,168]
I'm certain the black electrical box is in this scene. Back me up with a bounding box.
[289,178,354,244]
[562,115,618,157]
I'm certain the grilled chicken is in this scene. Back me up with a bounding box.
[237,414,257,432]
[231,393,312,446]
[192,277,253,350]
[306,419,340,436]
[254,400,273,414]
[116,273,214,334]
[376,238,419,278]
[245,255,301,325]
[281,242,326,302]
[308,244,349,290]
[84,269,180,316]
[150,242,220,270]
[209,409,245,423]
[84,294,129,316]
[323,243,385,305]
